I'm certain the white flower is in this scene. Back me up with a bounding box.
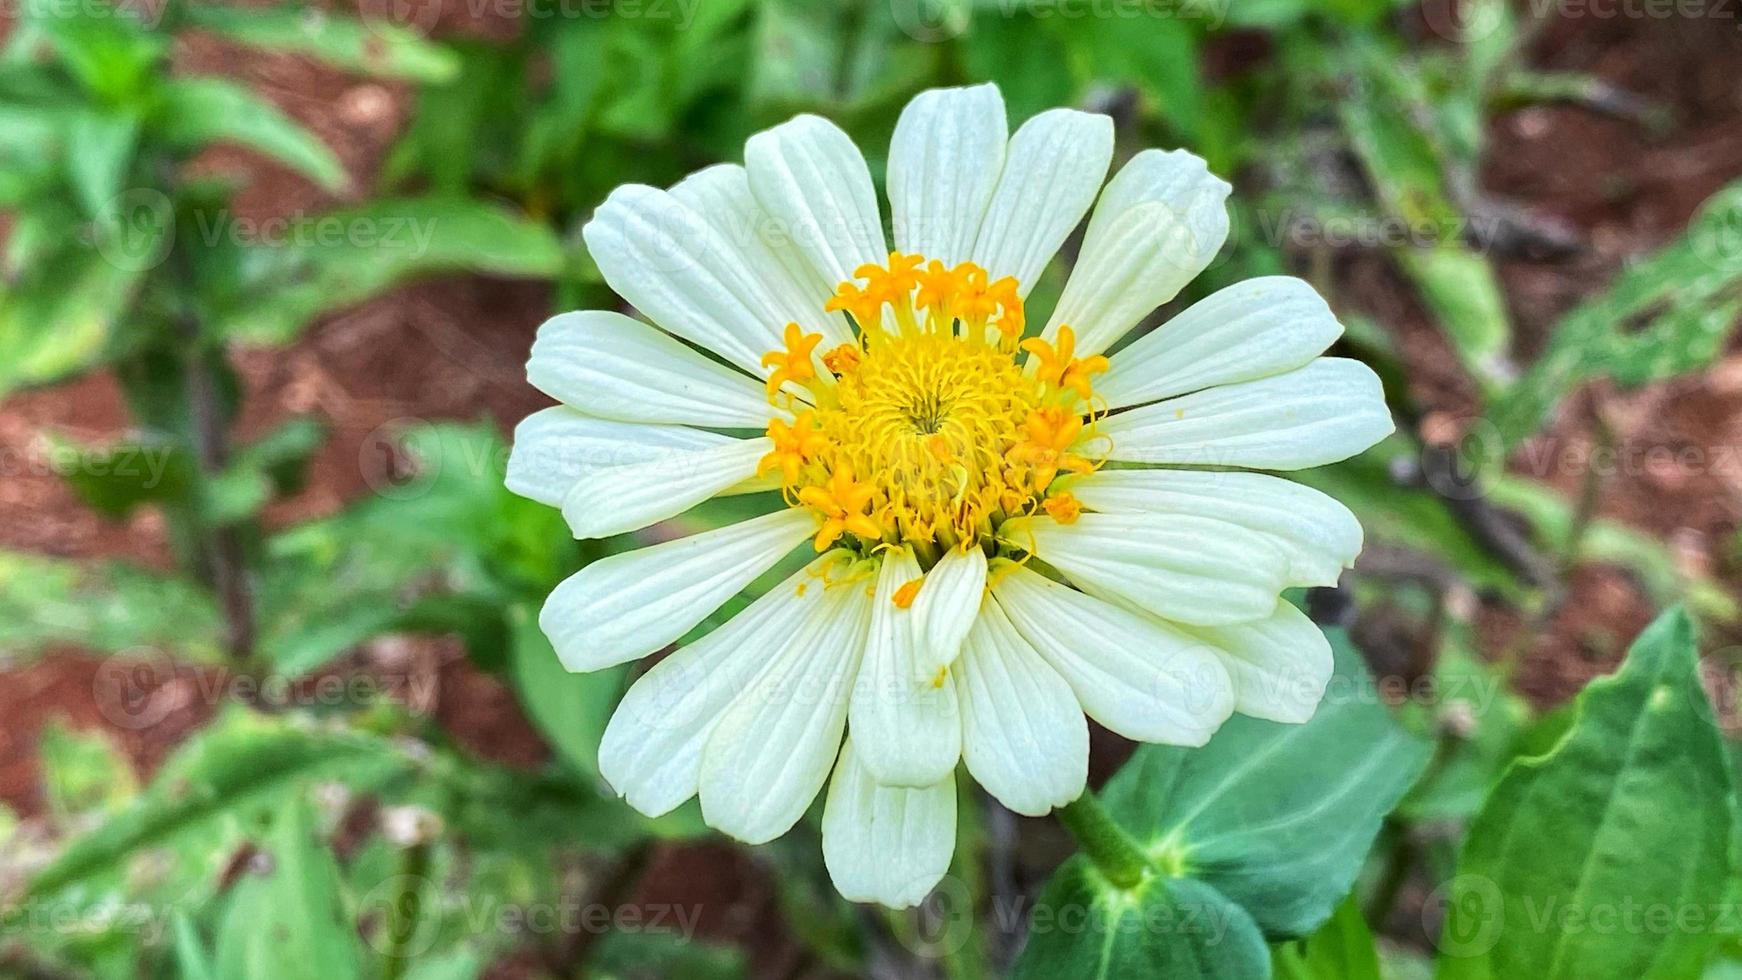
[508,83,1392,908]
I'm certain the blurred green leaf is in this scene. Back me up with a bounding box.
[25,5,165,103]
[590,931,747,979]
[1338,47,1511,386]
[1441,608,1736,980]
[153,77,348,192]
[172,912,218,980]
[1273,896,1382,980]
[40,721,139,825]
[214,793,362,980]
[1490,180,1742,448]
[47,434,197,518]
[1488,475,1739,622]
[213,198,563,345]
[1397,635,1533,823]
[184,6,459,83]
[960,14,1073,124]
[0,550,223,657]
[1290,440,1519,594]
[508,605,626,782]
[1096,632,1432,939]
[0,244,150,399]
[23,709,410,901]
[67,108,139,219]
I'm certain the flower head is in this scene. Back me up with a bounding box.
[510,83,1393,908]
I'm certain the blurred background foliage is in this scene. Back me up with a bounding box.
[1,0,1741,976]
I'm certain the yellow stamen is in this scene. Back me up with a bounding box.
[798,465,882,550]
[892,577,923,609]
[761,322,823,399]
[759,411,828,485]
[1043,490,1082,524]
[822,343,861,375]
[1021,325,1109,402]
[763,253,1110,554]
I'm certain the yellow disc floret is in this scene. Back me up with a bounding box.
[760,252,1107,555]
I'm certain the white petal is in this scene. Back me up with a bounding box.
[539,507,815,672]
[1041,149,1231,358]
[1185,602,1333,725]
[669,164,853,349]
[911,545,988,680]
[953,601,1087,816]
[998,513,1286,627]
[699,574,874,844]
[561,437,770,539]
[969,108,1113,296]
[528,310,777,428]
[1097,276,1342,409]
[506,407,732,509]
[822,739,956,908]
[1063,469,1362,588]
[1090,358,1395,470]
[888,84,1007,266]
[992,567,1233,746]
[582,183,802,376]
[599,554,847,816]
[745,114,887,291]
[849,549,962,787]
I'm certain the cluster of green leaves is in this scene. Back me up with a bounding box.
[1008,609,1736,978]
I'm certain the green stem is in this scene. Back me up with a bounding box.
[1056,792,1150,891]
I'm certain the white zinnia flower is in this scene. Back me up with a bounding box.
[508,83,1392,908]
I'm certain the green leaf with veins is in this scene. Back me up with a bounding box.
[1097,632,1431,939]
[1440,608,1736,980]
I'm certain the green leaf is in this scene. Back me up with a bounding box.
[1273,897,1382,980]
[1290,439,1519,594]
[172,912,218,980]
[184,6,458,83]
[0,243,150,398]
[22,709,411,900]
[46,434,197,518]
[1012,859,1270,980]
[1440,608,1737,979]
[0,550,223,658]
[1397,635,1533,823]
[214,793,362,980]
[213,198,563,345]
[1489,180,1742,448]
[590,932,747,979]
[39,721,139,824]
[1098,632,1432,939]
[508,605,626,782]
[1338,46,1511,386]
[1488,475,1738,622]
[153,77,348,192]
[67,109,139,219]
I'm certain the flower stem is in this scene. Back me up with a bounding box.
[1056,792,1150,891]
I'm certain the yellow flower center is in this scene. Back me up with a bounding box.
[761,252,1108,556]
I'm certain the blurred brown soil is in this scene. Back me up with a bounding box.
[0,3,1740,974]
